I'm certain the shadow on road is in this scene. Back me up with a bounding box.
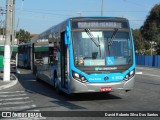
[16,69,122,111]
[17,72,122,101]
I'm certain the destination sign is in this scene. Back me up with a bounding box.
[72,21,128,29]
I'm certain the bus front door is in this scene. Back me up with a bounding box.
[61,32,68,89]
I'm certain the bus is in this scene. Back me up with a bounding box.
[0,45,18,73]
[31,17,136,94]
[17,43,31,69]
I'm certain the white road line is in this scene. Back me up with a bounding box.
[136,71,160,77]
[0,100,33,106]
[136,72,143,74]
[17,70,21,73]
[0,94,27,98]
[33,117,46,120]
[137,67,159,71]
[0,97,30,101]
[141,73,160,78]
[27,109,40,112]
[0,104,36,111]
[0,91,25,94]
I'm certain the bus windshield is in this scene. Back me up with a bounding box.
[72,30,132,66]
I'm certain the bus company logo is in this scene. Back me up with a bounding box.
[104,76,109,80]
[95,67,117,71]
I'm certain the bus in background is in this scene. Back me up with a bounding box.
[0,45,18,73]
[17,43,31,69]
[31,17,136,94]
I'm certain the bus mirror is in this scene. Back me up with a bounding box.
[65,27,70,45]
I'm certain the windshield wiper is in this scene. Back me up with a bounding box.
[85,28,101,57]
[107,28,118,56]
[85,29,100,47]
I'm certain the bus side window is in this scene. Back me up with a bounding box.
[49,47,53,64]
[49,45,59,65]
[53,46,59,64]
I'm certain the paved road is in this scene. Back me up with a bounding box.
[0,67,160,120]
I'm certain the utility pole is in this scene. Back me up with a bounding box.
[12,0,15,45]
[101,0,104,16]
[3,0,13,81]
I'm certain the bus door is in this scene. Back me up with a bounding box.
[61,32,68,89]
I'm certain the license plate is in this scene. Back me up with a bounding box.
[100,87,112,92]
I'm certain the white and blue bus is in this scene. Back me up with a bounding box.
[31,17,136,94]
[18,43,31,69]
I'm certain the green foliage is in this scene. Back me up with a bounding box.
[156,42,160,54]
[132,29,147,54]
[140,4,160,43]
[140,4,160,55]
[16,29,31,43]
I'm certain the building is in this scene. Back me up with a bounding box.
[0,35,18,45]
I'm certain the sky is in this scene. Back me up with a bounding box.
[0,0,160,34]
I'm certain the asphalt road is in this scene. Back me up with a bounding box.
[0,67,160,120]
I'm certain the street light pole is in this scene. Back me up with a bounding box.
[3,0,13,81]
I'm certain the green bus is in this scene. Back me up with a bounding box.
[0,45,18,73]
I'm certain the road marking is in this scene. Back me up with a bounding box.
[0,94,27,98]
[0,100,33,105]
[17,70,21,73]
[136,72,143,74]
[141,73,160,78]
[0,104,36,111]
[136,71,160,77]
[27,109,40,111]
[33,117,46,120]
[0,91,25,94]
[0,91,44,119]
[0,97,30,101]
[137,67,160,71]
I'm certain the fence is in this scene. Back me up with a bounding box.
[136,55,160,67]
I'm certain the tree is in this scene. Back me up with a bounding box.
[133,29,150,54]
[140,4,160,54]
[16,29,31,43]
[156,43,160,54]
[133,29,144,54]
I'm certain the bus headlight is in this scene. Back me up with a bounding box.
[72,71,88,83]
[124,69,135,81]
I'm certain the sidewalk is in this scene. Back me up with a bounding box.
[0,73,18,90]
[137,65,160,69]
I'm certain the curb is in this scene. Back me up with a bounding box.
[0,76,18,90]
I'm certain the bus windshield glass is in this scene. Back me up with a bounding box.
[72,30,132,66]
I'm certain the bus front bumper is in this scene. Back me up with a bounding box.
[70,76,135,93]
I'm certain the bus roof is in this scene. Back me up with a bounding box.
[68,16,128,21]
[31,16,129,42]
